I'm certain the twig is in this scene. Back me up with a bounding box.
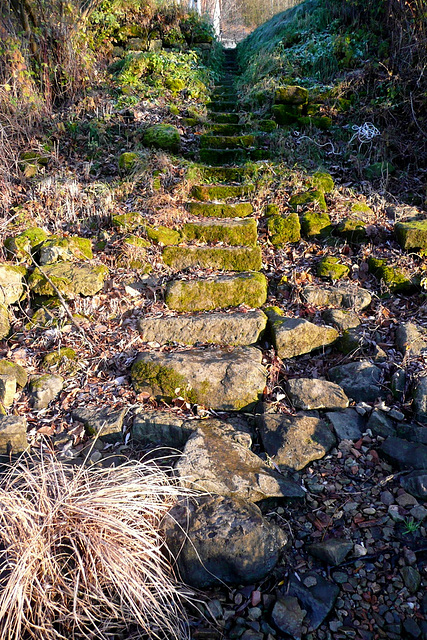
[410,93,427,138]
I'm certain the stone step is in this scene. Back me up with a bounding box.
[190,184,254,201]
[209,113,240,124]
[208,101,237,113]
[207,123,246,135]
[131,346,266,411]
[199,148,247,165]
[188,201,253,217]
[190,165,248,183]
[137,309,267,346]
[162,245,262,271]
[183,218,257,246]
[200,134,256,150]
[165,272,268,312]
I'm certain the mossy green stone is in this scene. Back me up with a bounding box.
[351,202,373,215]
[146,226,181,245]
[28,263,108,298]
[19,150,48,167]
[199,148,247,165]
[183,218,257,246]
[0,305,9,340]
[5,227,48,259]
[112,212,144,231]
[165,272,268,312]
[143,124,181,152]
[311,171,334,193]
[0,360,27,387]
[131,361,197,403]
[186,165,247,183]
[368,257,414,293]
[209,113,240,124]
[265,204,280,217]
[301,211,332,238]
[124,235,151,248]
[182,117,199,127]
[118,152,139,172]
[336,217,367,243]
[311,116,332,130]
[188,202,253,218]
[209,124,245,135]
[268,213,301,246]
[39,236,93,262]
[395,220,427,251]
[290,190,327,212]
[317,256,349,280]
[258,119,277,132]
[43,348,77,368]
[162,246,262,271]
[274,85,309,106]
[190,184,254,202]
[200,135,255,150]
[272,105,299,125]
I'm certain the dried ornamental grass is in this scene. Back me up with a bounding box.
[0,456,194,640]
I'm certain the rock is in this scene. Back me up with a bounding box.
[413,376,427,422]
[401,471,427,499]
[307,538,353,565]
[395,219,427,252]
[269,315,338,359]
[310,171,334,193]
[38,236,92,265]
[164,495,288,588]
[4,227,48,260]
[190,184,254,202]
[289,190,327,212]
[132,410,193,447]
[0,265,24,306]
[165,272,267,312]
[188,202,253,218]
[143,124,181,152]
[400,567,421,594]
[285,572,340,631]
[118,152,141,173]
[162,245,262,272]
[0,415,27,454]
[326,408,364,441]
[267,213,301,246]
[28,262,108,298]
[317,256,349,280]
[71,406,127,443]
[302,283,371,311]
[368,257,414,293]
[131,346,266,410]
[29,374,63,409]
[380,436,427,470]
[0,360,28,387]
[0,374,16,407]
[335,217,367,243]
[275,85,309,105]
[286,378,348,410]
[300,210,332,238]
[271,596,305,640]
[257,412,336,471]
[402,618,422,639]
[146,226,181,246]
[396,322,427,356]
[183,217,257,245]
[112,212,144,231]
[366,409,396,437]
[328,361,383,402]
[137,309,267,346]
[175,420,304,501]
[0,305,10,339]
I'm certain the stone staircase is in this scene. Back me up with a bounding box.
[133,49,269,411]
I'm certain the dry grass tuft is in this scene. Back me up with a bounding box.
[0,455,194,640]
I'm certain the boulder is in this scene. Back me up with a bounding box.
[29,374,63,409]
[267,213,301,246]
[0,374,16,407]
[326,408,364,441]
[131,346,266,410]
[380,436,427,470]
[396,322,427,357]
[71,406,127,443]
[275,85,309,105]
[38,236,92,265]
[143,124,181,152]
[317,256,349,280]
[0,415,27,454]
[137,309,267,346]
[4,227,48,260]
[257,412,336,471]
[322,308,360,331]
[401,471,427,499]
[302,283,371,311]
[285,378,348,410]
[269,315,338,359]
[28,262,108,298]
[162,246,262,272]
[188,202,253,218]
[366,409,396,437]
[300,210,332,238]
[164,495,288,588]
[132,410,194,447]
[328,361,383,402]
[175,421,304,501]
[183,217,257,246]
[335,217,367,243]
[272,596,305,640]
[0,265,24,306]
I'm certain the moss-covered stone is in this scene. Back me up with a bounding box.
[351,202,373,215]
[258,119,277,132]
[0,360,28,387]
[183,218,257,246]
[300,210,332,238]
[199,148,247,165]
[5,227,48,260]
[165,77,185,93]
[42,348,77,369]
[364,162,395,179]
[200,134,255,150]
[19,151,48,177]
[209,113,240,124]
[163,246,262,271]
[25,307,57,330]
[289,190,327,212]
[272,104,300,126]
[395,219,427,251]
[165,272,268,312]
[181,117,199,127]
[143,124,181,152]
[268,213,301,246]
[188,202,253,218]
[131,360,197,403]
[123,234,151,248]
[265,204,280,217]
[112,212,144,231]
[190,184,254,201]
[28,263,108,298]
[118,152,139,173]
[317,256,349,280]
[146,226,181,245]
[335,217,367,243]
[310,171,334,193]
[39,236,93,264]
[208,100,236,112]
[274,85,309,106]
[209,123,245,135]
[310,116,332,130]
[186,165,247,183]
[368,257,415,293]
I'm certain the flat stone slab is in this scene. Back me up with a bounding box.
[175,420,304,501]
[302,284,372,311]
[131,346,267,410]
[162,245,262,271]
[326,408,364,441]
[257,412,336,471]
[286,378,349,410]
[396,322,427,356]
[183,218,257,246]
[137,309,267,346]
[72,406,127,443]
[188,202,253,218]
[270,316,338,359]
[28,262,108,298]
[0,265,24,306]
[165,272,268,312]
[0,415,27,454]
[164,495,287,588]
[328,361,383,402]
[190,184,254,201]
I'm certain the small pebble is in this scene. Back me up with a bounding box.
[380,490,394,506]
[354,544,368,557]
[363,507,376,515]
